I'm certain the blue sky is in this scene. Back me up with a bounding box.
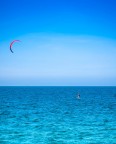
[0,0,116,86]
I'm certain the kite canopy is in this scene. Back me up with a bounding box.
[10,40,21,53]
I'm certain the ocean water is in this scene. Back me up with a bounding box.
[0,86,116,144]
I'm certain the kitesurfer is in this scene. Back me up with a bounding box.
[77,93,80,99]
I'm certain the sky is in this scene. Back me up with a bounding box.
[0,0,116,86]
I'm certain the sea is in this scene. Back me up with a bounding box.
[0,86,116,144]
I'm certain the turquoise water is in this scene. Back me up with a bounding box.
[0,86,116,144]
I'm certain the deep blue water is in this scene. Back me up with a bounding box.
[0,86,116,144]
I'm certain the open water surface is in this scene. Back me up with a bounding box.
[0,86,116,144]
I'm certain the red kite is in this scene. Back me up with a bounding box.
[10,40,21,53]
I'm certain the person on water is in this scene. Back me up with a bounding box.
[77,93,80,99]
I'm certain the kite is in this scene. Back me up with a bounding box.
[10,40,21,53]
